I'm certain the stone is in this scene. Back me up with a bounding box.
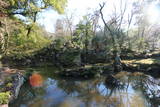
[0,68,24,104]
[11,73,24,100]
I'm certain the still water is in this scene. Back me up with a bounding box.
[9,67,160,107]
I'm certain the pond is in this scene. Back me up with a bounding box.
[9,67,160,107]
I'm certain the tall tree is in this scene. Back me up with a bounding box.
[99,2,127,72]
[0,0,67,36]
[0,0,67,54]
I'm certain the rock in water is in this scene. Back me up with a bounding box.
[12,73,24,100]
[0,68,24,105]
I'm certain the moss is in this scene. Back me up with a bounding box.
[122,58,160,66]
[6,83,13,88]
[0,92,10,105]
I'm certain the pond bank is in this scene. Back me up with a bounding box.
[1,57,160,79]
[122,57,160,78]
[2,49,160,78]
[0,68,24,107]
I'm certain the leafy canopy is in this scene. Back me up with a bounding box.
[1,0,67,16]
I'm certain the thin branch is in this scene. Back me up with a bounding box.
[99,3,113,36]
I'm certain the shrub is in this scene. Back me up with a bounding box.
[0,92,10,105]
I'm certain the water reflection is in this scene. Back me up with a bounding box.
[10,69,160,107]
[128,72,160,107]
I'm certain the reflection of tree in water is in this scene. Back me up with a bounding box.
[104,74,133,107]
[109,72,160,107]
[57,79,81,95]
[104,75,126,96]
[56,77,127,107]
[56,73,158,107]
[128,72,160,107]
[103,72,160,107]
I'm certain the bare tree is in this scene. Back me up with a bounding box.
[64,13,74,37]
[99,3,123,72]
[99,0,137,72]
[90,10,100,36]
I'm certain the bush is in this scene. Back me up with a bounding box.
[0,92,10,105]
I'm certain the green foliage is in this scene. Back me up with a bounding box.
[53,37,66,50]
[0,17,51,58]
[58,50,80,66]
[73,17,93,50]
[53,36,71,50]
[6,83,13,88]
[9,35,50,58]
[6,0,67,14]
[43,0,67,14]
[92,31,112,52]
[0,0,68,56]
[4,0,67,17]
[0,92,10,104]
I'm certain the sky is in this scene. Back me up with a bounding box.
[145,1,160,24]
[37,0,103,33]
[37,0,160,33]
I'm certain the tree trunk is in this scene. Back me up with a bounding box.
[4,18,10,54]
[99,3,122,72]
[113,52,122,72]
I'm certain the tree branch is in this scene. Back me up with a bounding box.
[99,3,113,36]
